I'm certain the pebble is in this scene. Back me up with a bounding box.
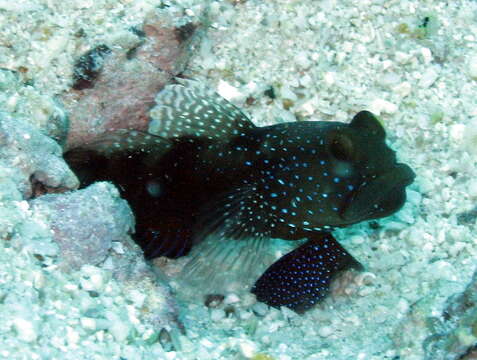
[318,325,334,338]
[238,339,257,358]
[12,318,37,342]
[299,73,312,87]
[463,119,477,155]
[280,306,298,320]
[295,51,311,68]
[368,98,397,115]
[279,85,298,101]
[165,352,177,360]
[395,51,412,64]
[407,189,422,206]
[200,338,214,348]
[418,67,439,88]
[456,327,477,347]
[66,326,80,346]
[420,47,433,64]
[406,228,424,247]
[323,72,335,86]
[159,328,174,352]
[393,81,412,97]
[429,261,456,281]
[252,302,269,317]
[261,335,271,345]
[127,289,146,308]
[422,242,434,253]
[467,179,477,197]
[32,270,45,289]
[204,294,224,308]
[468,54,477,79]
[210,308,226,322]
[350,235,365,245]
[397,299,410,314]
[238,309,253,321]
[80,270,104,292]
[80,317,97,331]
[107,318,130,342]
[298,98,316,116]
[224,293,240,305]
[268,320,286,332]
[354,272,376,286]
[379,72,400,87]
[217,80,243,101]
[372,306,389,324]
[111,241,125,254]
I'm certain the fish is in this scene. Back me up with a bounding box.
[64,80,415,313]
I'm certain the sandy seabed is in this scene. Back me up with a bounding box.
[0,0,476,359]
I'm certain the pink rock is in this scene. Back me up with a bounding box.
[62,11,199,149]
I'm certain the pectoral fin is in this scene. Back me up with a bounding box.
[251,233,362,313]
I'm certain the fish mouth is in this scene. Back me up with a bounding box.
[339,163,416,223]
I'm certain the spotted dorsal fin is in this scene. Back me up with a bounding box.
[149,79,256,141]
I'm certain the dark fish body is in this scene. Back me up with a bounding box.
[65,80,415,313]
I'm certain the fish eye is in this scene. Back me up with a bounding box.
[329,133,354,162]
[146,180,162,197]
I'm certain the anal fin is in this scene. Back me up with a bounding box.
[251,233,363,314]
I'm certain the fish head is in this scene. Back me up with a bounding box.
[260,111,415,230]
[333,111,416,224]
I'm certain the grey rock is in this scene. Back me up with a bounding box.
[0,112,78,198]
[0,68,69,145]
[28,182,182,331]
[29,182,134,271]
[423,269,477,360]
